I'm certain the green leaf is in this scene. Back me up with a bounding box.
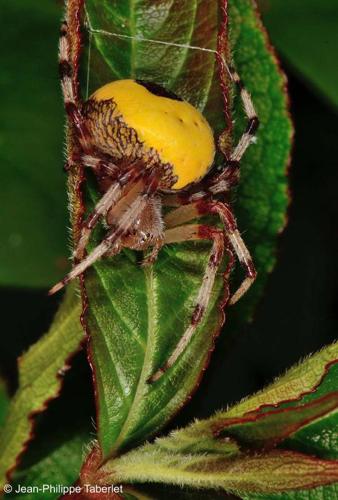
[85,0,226,134]
[95,446,338,494]
[214,393,338,450]
[286,411,338,461]
[6,426,90,500]
[9,430,89,500]
[225,342,338,417]
[258,0,338,109]
[212,344,338,454]
[80,0,292,459]
[84,185,226,459]
[280,362,338,462]
[242,484,338,500]
[0,285,84,489]
[85,344,338,495]
[133,346,338,458]
[0,0,68,287]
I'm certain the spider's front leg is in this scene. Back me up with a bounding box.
[164,199,256,305]
[49,168,161,295]
[73,163,142,260]
[148,224,234,383]
[59,20,92,155]
[207,61,259,195]
[219,64,259,162]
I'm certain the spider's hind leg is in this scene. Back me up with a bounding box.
[164,199,257,306]
[148,224,234,383]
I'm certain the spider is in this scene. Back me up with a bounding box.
[50,5,259,383]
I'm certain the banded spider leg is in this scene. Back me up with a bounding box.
[164,199,256,305]
[49,168,162,295]
[73,164,142,260]
[148,224,235,383]
[207,63,259,195]
[212,0,259,195]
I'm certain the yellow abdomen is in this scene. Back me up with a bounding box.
[91,80,215,190]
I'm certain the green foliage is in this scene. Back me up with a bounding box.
[2,0,337,498]
[8,432,88,500]
[6,428,88,500]
[84,343,338,495]
[83,0,291,459]
[226,342,338,416]
[102,449,338,494]
[0,0,68,288]
[85,0,226,134]
[85,214,226,458]
[5,343,338,498]
[0,286,83,489]
[258,0,338,108]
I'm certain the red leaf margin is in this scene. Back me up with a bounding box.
[213,391,338,449]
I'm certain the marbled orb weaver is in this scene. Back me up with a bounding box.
[50,6,259,383]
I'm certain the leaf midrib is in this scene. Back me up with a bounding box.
[106,265,156,457]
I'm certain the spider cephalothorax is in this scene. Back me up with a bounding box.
[50,13,259,383]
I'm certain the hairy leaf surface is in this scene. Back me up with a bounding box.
[92,343,338,496]
[225,342,338,417]
[98,448,338,494]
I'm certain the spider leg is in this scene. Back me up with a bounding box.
[148,224,234,383]
[80,154,120,177]
[205,55,259,194]
[207,163,240,195]
[164,199,256,305]
[74,166,141,259]
[49,168,161,295]
[161,161,240,208]
[219,63,259,163]
[59,20,91,152]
